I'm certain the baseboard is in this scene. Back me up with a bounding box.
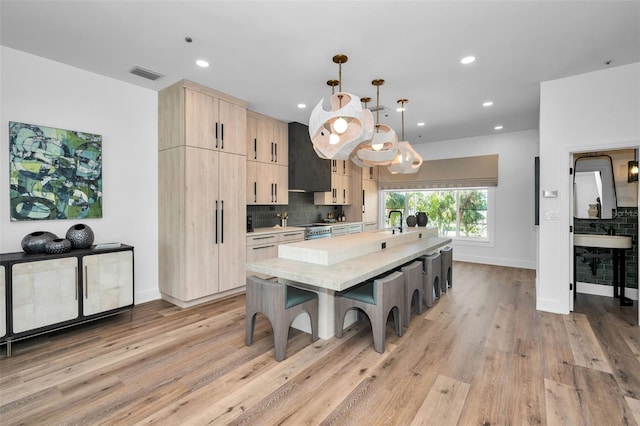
[135,288,162,305]
[577,282,639,301]
[454,254,536,270]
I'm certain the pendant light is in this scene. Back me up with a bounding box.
[387,99,423,174]
[309,54,374,160]
[352,79,398,166]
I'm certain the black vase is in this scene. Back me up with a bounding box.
[21,231,57,254]
[416,212,428,227]
[45,238,72,254]
[66,223,94,249]
[406,215,417,227]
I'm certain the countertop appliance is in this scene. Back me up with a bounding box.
[299,224,332,240]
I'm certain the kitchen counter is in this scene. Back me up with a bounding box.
[247,231,451,339]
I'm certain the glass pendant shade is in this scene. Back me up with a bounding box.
[387,141,423,174]
[309,92,374,160]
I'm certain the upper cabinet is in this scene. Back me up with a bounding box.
[159,80,246,155]
[314,164,353,206]
[246,111,289,205]
[246,111,288,165]
[363,166,378,182]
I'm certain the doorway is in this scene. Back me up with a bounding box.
[569,147,639,325]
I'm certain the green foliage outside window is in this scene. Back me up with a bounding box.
[383,188,488,239]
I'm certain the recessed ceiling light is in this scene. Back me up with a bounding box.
[196,60,209,68]
[494,125,503,130]
[460,56,476,65]
[417,122,426,127]
[482,101,493,107]
[297,103,306,109]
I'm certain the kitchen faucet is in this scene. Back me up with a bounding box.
[388,210,403,233]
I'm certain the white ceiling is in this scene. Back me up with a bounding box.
[1,1,639,144]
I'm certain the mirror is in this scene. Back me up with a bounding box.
[574,156,617,219]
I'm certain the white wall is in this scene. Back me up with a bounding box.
[414,129,539,269]
[538,62,640,314]
[0,47,160,304]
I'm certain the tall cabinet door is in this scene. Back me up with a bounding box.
[83,251,134,316]
[219,99,247,155]
[218,152,247,292]
[185,147,221,300]
[185,88,218,149]
[12,258,79,333]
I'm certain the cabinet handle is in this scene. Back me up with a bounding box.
[363,189,366,214]
[253,235,276,240]
[271,142,274,162]
[221,200,224,244]
[271,183,274,203]
[84,265,88,299]
[221,123,224,149]
[274,183,277,203]
[343,160,346,174]
[253,182,257,203]
[343,189,346,204]
[215,122,219,149]
[75,266,79,301]
[274,143,278,163]
[253,245,276,250]
[283,233,301,237]
[254,138,257,160]
[215,200,219,244]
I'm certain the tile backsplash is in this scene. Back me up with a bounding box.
[574,206,638,289]
[246,192,344,229]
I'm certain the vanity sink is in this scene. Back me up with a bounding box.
[574,234,632,249]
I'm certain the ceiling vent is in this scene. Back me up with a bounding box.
[367,105,391,115]
[129,66,164,81]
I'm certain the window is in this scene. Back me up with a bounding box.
[383,188,493,243]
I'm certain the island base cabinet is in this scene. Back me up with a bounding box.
[83,251,134,316]
[12,258,79,334]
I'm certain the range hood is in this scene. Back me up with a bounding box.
[288,122,331,192]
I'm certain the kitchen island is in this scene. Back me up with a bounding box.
[246,227,451,339]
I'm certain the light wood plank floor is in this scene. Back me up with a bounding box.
[1,262,639,425]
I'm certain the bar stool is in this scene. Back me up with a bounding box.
[422,252,442,305]
[401,261,424,327]
[334,271,404,354]
[440,246,453,289]
[245,275,319,362]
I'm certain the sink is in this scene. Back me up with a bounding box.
[574,234,632,249]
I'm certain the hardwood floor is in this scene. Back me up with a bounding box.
[1,261,639,425]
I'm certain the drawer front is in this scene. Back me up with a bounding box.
[279,231,304,243]
[247,233,278,247]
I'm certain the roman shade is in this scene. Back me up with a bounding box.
[378,154,498,190]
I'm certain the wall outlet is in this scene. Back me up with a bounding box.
[381,242,386,249]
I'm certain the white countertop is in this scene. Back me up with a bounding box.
[246,234,451,292]
[279,227,437,265]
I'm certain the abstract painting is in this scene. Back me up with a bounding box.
[9,121,102,221]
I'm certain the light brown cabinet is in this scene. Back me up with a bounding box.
[159,80,247,307]
[246,111,288,205]
[246,230,304,279]
[314,160,353,205]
